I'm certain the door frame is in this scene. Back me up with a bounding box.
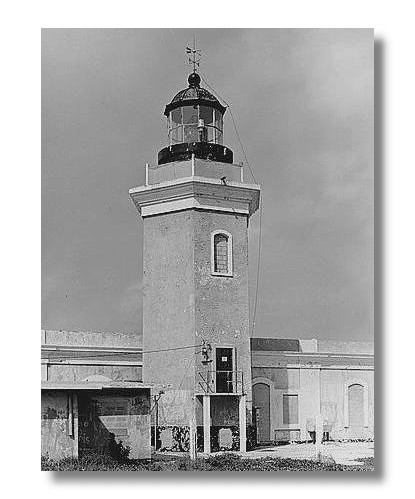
[213,345,236,393]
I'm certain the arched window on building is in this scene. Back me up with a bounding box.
[211,231,233,276]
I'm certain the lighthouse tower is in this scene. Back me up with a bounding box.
[130,68,260,453]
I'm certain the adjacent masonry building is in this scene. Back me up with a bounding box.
[40,330,373,459]
[41,330,151,460]
[251,338,374,444]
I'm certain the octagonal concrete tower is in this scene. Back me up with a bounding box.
[129,71,260,453]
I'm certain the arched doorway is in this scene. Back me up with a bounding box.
[253,383,270,443]
[348,383,364,438]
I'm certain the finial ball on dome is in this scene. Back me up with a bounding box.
[188,72,201,88]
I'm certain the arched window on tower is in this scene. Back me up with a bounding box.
[211,230,233,276]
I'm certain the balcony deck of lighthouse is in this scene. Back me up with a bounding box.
[129,70,260,454]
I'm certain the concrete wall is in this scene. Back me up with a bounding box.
[41,392,78,461]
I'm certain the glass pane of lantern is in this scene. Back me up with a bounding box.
[171,108,182,125]
[177,125,183,142]
[207,126,215,142]
[183,124,198,143]
[171,126,182,143]
[182,106,198,124]
[216,129,223,145]
[215,111,223,130]
[199,106,213,124]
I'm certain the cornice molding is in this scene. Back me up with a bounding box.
[129,176,260,218]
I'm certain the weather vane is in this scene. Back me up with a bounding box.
[186,37,201,73]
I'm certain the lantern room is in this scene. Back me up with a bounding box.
[158,72,234,165]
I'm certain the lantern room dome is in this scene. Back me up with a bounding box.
[164,73,227,117]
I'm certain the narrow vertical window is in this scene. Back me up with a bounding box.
[211,231,233,276]
[214,234,228,273]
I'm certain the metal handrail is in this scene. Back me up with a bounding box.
[197,370,244,394]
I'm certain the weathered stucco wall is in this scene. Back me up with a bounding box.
[46,365,141,383]
[193,210,252,423]
[41,392,78,460]
[142,211,196,392]
[42,330,142,383]
[155,389,195,427]
[42,330,141,347]
[142,208,253,427]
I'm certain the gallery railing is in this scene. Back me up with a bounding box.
[145,158,244,185]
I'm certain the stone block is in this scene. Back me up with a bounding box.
[218,428,233,449]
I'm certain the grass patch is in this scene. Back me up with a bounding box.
[41,453,374,472]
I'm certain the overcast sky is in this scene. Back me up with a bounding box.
[42,28,373,342]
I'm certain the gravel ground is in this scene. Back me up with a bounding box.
[240,442,374,466]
